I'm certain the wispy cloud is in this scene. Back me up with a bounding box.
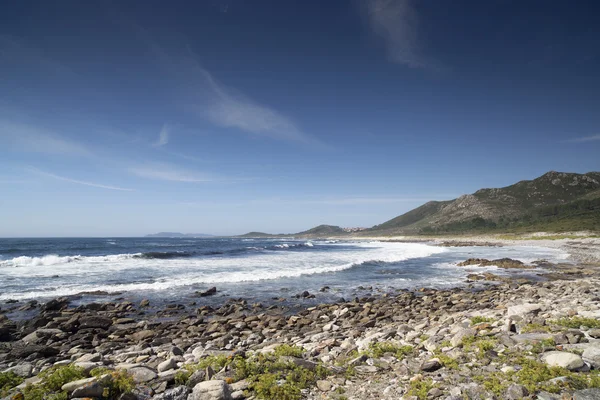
[142,34,315,143]
[153,124,170,147]
[0,119,91,156]
[363,0,431,69]
[27,167,133,191]
[564,134,600,143]
[129,163,214,182]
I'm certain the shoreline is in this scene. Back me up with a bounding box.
[1,239,600,399]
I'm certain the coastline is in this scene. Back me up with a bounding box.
[1,236,600,399]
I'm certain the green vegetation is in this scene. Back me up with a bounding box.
[531,338,556,354]
[405,378,437,400]
[470,316,495,325]
[0,371,24,396]
[366,171,600,235]
[273,344,305,358]
[364,342,414,360]
[175,354,233,385]
[551,316,600,329]
[521,323,552,333]
[20,364,85,400]
[90,368,135,398]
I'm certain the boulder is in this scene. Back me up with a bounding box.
[505,384,529,400]
[450,328,476,347]
[420,358,442,372]
[129,366,158,383]
[151,386,190,400]
[78,316,112,330]
[189,380,232,400]
[574,388,600,400]
[582,344,600,368]
[61,377,97,392]
[157,358,178,372]
[541,351,585,370]
[507,303,541,317]
[72,381,105,398]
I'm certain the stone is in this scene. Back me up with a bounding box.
[316,380,331,392]
[505,383,529,399]
[131,330,156,341]
[186,369,207,388]
[140,299,150,307]
[157,358,178,372]
[76,352,102,363]
[507,303,541,317]
[72,381,105,398]
[420,358,442,372]
[574,389,600,400]
[189,380,232,400]
[198,287,217,297]
[4,363,33,378]
[541,351,584,370]
[582,344,600,368]
[588,329,600,339]
[79,316,112,330]
[151,385,191,400]
[61,377,97,392]
[129,366,158,383]
[450,328,476,347]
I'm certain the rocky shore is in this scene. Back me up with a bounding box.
[2,256,600,399]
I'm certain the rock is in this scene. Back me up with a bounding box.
[78,316,112,329]
[151,386,191,400]
[41,298,68,311]
[507,303,542,317]
[4,363,33,378]
[129,366,158,383]
[197,287,217,297]
[420,358,442,372]
[574,389,600,400]
[189,380,232,400]
[582,344,600,368]
[62,377,97,392]
[140,299,150,307]
[157,358,178,372]
[76,352,102,363]
[537,392,561,400]
[9,342,59,358]
[186,369,207,388]
[316,380,331,392]
[131,330,156,341]
[450,328,476,347]
[72,381,105,398]
[541,351,584,370]
[588,329,600,339]
[505,383,529,399]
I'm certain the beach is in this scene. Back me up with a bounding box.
[1,235,600,399]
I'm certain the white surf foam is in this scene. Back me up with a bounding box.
[0,241,446,300]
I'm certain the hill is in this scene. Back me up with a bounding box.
[296,225,347,236]
[367,171,600,235]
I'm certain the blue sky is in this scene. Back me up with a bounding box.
[1,0,599,237]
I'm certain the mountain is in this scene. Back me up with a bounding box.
[296,225,346,236]
[145,232,214,238]
[367,171,600,235]
[237,232,278,238]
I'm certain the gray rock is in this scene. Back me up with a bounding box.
[505,383,528,399]
[129,366,158,383]
[588,329,600,339]
[72,381,105,398]
[189,380,232,400]
[450,328,476,347]
[151,386,190,400]
[4,362,33,378]
[582,344,600,368]
[79,316,112,330]
[574,389,600,400]
[507,303,541,317]
[76,352,102,363]
[420,358,442,372]
[186,369,207,388]
[61,377,97,392]
[316,380,331,392]
[541,351,584,370]
[537,392,561,400]
[158,358,178,372]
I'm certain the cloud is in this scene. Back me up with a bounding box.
[565,134,600,143]
[364,0,429,69]
[143,36,314,143]
[153,124,170,147]
[129,163,214,182]
[0,119,91,156]
[27,167,133,191]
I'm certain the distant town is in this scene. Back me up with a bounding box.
[341,227,368,233]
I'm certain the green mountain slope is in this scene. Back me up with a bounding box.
[297,225,346,236]
[368,171,600,235]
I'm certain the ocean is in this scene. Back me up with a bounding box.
[0,237,571,307]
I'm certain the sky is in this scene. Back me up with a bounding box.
[1,0,600,237]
